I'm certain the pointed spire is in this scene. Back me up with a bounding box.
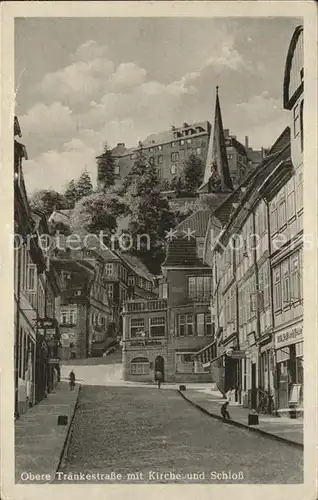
[211,87,233,190]
[199,87,233,193]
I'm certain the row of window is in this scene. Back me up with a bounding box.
[126,138,206,161]
[274,251,302,311]
[130,316,165,338]
[60,307,77,325]
[271,174,303,234]
[188,276,211,301]
[177,313,213,337]
[105,263,152,292]
[171,148,202,163]
[91,311,107,328]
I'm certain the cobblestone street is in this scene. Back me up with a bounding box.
[59,386,303,484]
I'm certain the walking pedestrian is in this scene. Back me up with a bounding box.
[155,370,163,389]
[69,370,75,391]
[220,401,231,421]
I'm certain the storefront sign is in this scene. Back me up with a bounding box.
[226,350,246,359]
[129,339,164,347]
[48,358,60,365]
[275,325,303,348]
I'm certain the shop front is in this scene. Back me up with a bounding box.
[274,323,303,411]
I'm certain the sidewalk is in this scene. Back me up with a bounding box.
[15,382,80,484]
[178,386,303,448]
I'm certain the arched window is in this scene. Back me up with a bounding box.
[300,99,304,152]
[130,357,150,375]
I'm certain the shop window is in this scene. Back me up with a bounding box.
[130,318,145,338]
[130,357,150,375]
[175,352,194,373]
[149,316,165,337]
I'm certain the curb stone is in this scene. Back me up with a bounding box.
[53,384,82,479]
[178,390,303,449]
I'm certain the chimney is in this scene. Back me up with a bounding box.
[224,129,229,138]
[245,136,249,152]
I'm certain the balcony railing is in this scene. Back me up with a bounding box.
[122,299,167,313]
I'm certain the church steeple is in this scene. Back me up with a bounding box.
[199,87,233,192]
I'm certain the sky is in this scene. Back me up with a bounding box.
[15,16,302,195]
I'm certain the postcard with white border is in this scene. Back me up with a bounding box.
[1,2,317,500]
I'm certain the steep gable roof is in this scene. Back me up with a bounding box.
[162,235,210,268]
[175,210,210,238]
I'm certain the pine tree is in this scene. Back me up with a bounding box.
[124,146,176,273]
[76,170,93,199]
[97,143,116,190]
[64,179,79,208]
[184,153,204,193]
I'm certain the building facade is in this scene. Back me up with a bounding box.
[97,121,210,191]
[196,25,304,416]
[14,118,61,416]
[261,25,304,411]
[97,117,263,193]
[122,237,214,383]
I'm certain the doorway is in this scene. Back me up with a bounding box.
[154,356,165,381]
